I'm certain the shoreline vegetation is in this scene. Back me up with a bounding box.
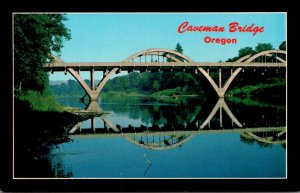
[14,89,104,116]
[15,79,286,119]
[50,81,286,108]
[14,90,104,178]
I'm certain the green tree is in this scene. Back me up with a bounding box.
[152,80,160,92]
[277,41,286,62]
[14,14,71,92]
[279,41,286,50]
[255,43,274,53]
[175,42,184,62]
[175,43,183,53]
[238,47,255,57]
[166,42,183,62]
[226,47,255,62]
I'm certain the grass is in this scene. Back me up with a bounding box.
[15,90,64,112]
[152,87,182,96]
[152,87,200,97]
[101,87,201,98]
[100,88,201,105]
[100,91,147,97]
[228,81,286,97]
[227,80,286,108]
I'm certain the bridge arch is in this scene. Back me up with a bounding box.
[51,54,64,63]
[241,131,286,145]
[219,50,286,97]
[123,48,194,62]
[49,54,100,102]
[95,48,194,97]
[124,133,195,150]
[245,50,286,63]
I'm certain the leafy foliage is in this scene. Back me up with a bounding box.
[255,43,274,53]
[279,41,286,50]
[15,90,64,112]
[14,14,71,91]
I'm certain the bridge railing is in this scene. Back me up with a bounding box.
[44,61,286,71]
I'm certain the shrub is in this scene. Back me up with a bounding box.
[15,90,64,112]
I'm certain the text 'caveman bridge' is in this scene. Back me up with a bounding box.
[44,48,287,101]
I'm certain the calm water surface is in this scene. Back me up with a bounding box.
[50,96,286,178]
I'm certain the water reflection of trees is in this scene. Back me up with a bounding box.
[68,96,286,151]
[14,99,75,178]
[57,95,286,129]
[101,96,204,127]
[240,130,286,148]
[226,100,286,128]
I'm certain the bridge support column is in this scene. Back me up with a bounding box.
[200,98,242,129]
[67,67,119,102]
[196,67,245,98]
[91,117,95,132]
[196,67,225,98]
[219,67,243,98]
[220,106,223,128]
[219,68,222,89]
[67,68,99,101]
[91,68,95,90]
[86,100,102,112]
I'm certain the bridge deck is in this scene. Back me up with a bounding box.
[69,126,286,139]
[44,62,286,71]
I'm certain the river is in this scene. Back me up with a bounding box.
[42,95,286,178]
[15,96,287,179]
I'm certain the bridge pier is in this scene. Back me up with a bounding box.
[199,98,242,129]
[219,68,222,89]
[91,68,95,90]
[67,67,119,102]
[196,67,226,98]
[86,100,102,112]
[91,117,95,132]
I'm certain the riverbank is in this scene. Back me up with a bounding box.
[14,92,105,177]
[99,89,203,105]
[100,87,202,97]
[227,81,286,106]
[14,90,103,163]
[51,81,286,107]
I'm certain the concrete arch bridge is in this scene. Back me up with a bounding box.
[45,48,286,101]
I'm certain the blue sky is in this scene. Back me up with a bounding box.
[50,13,286,81]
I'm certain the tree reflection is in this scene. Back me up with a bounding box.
[240,134,255,144]
[14,99,77,178]
[68,97,286,151]
[239,131,286,147]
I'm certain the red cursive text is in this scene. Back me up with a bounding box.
[229,22,264,36]
[178,21,225,33]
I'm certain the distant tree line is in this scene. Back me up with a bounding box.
[50,79,87,96]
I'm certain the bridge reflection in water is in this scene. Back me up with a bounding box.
[68,98,286,150]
